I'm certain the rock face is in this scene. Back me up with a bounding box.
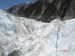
[0,9,75,56]
[7,0,75,22]
[7,3,32,16]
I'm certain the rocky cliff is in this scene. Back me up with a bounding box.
[7,0,75,22]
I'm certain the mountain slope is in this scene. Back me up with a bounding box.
[0,9,75,56]
[7,0,75,22]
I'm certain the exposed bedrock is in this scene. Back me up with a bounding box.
[7,0,75,22]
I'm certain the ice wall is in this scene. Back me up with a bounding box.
[0,9,75,56]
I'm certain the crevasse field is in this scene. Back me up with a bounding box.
[0,9,75,56]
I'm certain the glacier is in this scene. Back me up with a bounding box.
[0,9,75,56]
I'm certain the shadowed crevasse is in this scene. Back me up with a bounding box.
[8,50,21,56]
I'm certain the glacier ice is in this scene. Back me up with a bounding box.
[0,9,75,56]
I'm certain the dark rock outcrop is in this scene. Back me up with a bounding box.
[7,0,75,22]
[7,3,32,16]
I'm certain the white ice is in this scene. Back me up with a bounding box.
[0,9,75,56]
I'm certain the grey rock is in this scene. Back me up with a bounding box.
[7,0,75,22]
[7,3,32,16]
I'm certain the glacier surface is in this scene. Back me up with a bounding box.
[0,9,75,56]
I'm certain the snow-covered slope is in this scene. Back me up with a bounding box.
[0,9,75,56]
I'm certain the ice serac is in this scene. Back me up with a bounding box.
[0,9,75,56]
